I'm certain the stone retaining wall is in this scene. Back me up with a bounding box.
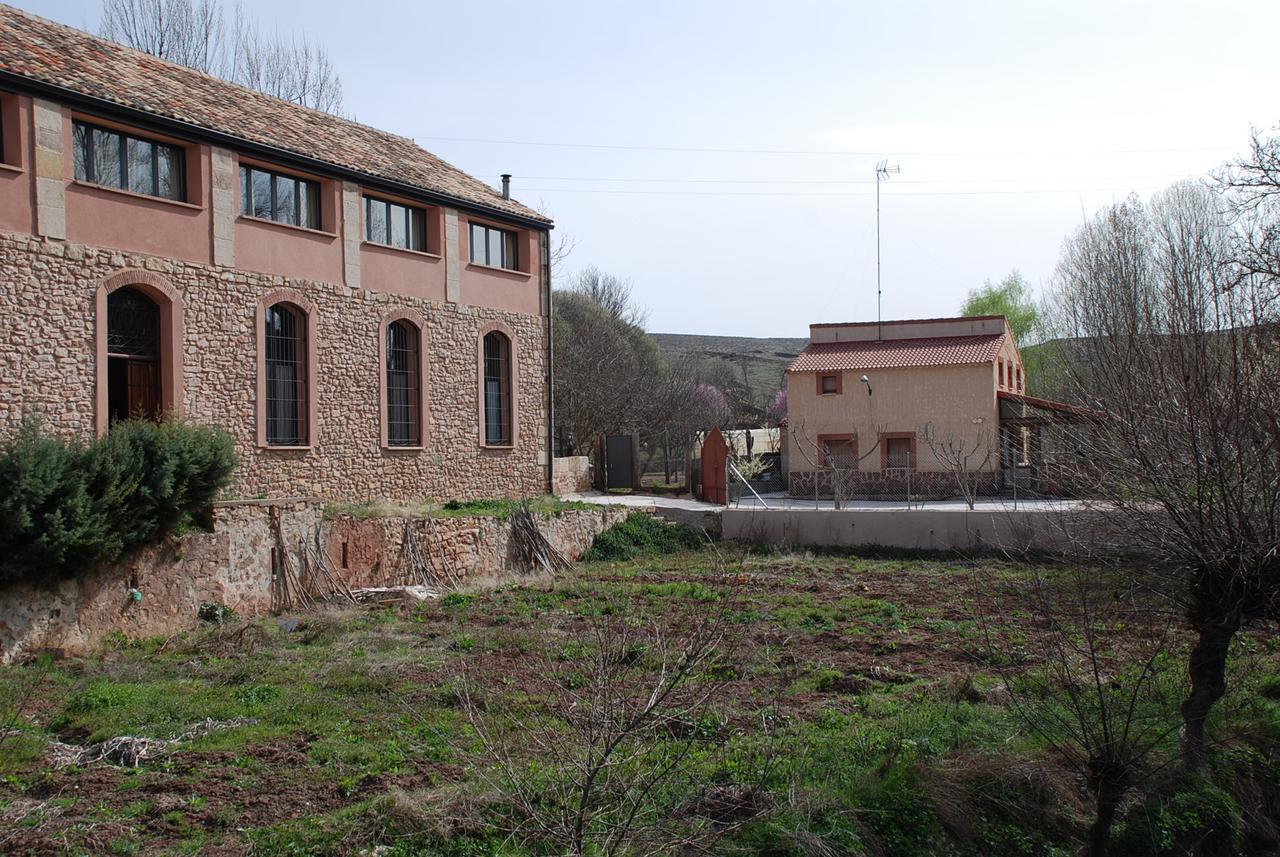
[0,501,627,662]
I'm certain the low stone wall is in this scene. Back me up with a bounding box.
[0,502,628,662]
[552,456,593,496]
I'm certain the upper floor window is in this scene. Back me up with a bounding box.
[469,222,518,270]
[72,120,185,201]
[366,196,426,252]
[240,165,320,229]
[820,374,840,395]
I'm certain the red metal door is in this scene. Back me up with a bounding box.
[700,427,728,505]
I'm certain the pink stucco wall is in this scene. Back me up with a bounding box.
[0,94,34,235]
[458,213,543,315]
[62,112,213,265]
[360,242,447,302]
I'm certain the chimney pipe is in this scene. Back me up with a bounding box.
[500,174,511,199]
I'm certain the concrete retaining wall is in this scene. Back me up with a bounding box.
[0,502,627,662]
[722,506,1118,553]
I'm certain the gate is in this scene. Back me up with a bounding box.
[603,434,637,490]
[699,427,728,505]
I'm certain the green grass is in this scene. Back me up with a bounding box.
[324,495,596,521]
[1,546,1274,856]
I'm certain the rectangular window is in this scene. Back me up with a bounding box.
[821,436,857,469]
[468,222,518,270]
[72,120,185,201]
[885,437,914,471]
[820,374,839,394]
[365,196,426,251]
[239,164,320,229]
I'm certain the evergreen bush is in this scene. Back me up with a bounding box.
[582,512,703,562]
[0,419,236,586]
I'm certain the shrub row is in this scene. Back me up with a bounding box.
[0,419,237,586]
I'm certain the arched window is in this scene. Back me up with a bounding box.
[385,319,421,446]
[106,286,161,423]
[264,302,308,446]
[482,330,512,446]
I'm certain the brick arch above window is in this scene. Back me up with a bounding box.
[378,307,430,450]
[476,320,519,449]
[255,288,318,449]
[94,269,184,435]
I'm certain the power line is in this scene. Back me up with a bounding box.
[423,134,1239,157]
[490,173,1200,185]
[518,185,1172,197]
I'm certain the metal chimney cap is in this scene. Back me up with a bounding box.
[500,174,512,199]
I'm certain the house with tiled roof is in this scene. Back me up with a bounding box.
[783,314,1076,498]
[0,4,553,502]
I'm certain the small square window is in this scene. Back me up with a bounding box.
[820,374,839,394]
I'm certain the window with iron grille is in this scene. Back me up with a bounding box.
[885,436,914,471]
[265,303,308,446]
[106,286,161,423]
[386,320,421,446]
[483,331,512,445]
[468,222,519,270]
[73,120,185,201]
[821,437,857,469]
[366,196,427,252]
[240,165,320,229]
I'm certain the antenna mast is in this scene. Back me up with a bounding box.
[875,159,900,340]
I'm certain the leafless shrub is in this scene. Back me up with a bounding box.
[976,565,1186,856]
[459,612,771,856]
[921,422,994,510]
[785,417,885,507]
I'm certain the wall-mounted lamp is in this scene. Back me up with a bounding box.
[860,374,872,396]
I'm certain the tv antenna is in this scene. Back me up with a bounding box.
[875,159,900,340]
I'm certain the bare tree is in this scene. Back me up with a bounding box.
[1221,125,1280,288]
[572,266,647,327]
[100,0,345,113]
[921,422,994,510]
[1045,180,1280,771]
[100,0,224,72]
[784,418,884,508]
[977,565,1185,856]
[553,286,684,456]
[459,614,770,855]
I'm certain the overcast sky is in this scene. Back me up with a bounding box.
[25,0,1280,337]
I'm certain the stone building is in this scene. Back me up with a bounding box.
[0,5,554,502]
[783,315,1088,498]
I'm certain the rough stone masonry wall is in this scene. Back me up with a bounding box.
[0,231,548,502]
[325,506,630,588]
[0,503,629,662]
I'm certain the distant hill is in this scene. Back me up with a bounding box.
[650,332,808,408]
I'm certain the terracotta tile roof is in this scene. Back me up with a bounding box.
[0,4,549,225]
[788,334,1006,372]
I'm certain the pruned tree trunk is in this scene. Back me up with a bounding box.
[1180,616,1239,771]
[1086,774,1126,857]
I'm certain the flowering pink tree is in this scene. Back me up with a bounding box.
[764,389,787,426]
